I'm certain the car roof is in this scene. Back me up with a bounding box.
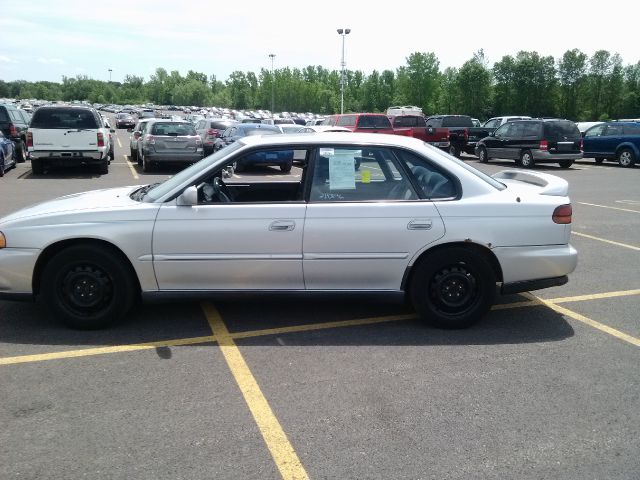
[239,131,423,148]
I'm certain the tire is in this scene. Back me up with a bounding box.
[109,148,114,161]
[16,140,27,163]
[0,153,5,177]
[558,159,574,168]
[518,150,535,168]
[410,247,496,329]
[617,148,636,168]
[594,157,604,164]
[131,148,138,162]
[448,144,461,158]
[477,146,489,163]
[280,163,292,173]
[142,153,151,172]
[40,244,136,329]
[99,160,108,174]
[31,158,44,175]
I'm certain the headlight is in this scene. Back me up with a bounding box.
[0,232,5,248]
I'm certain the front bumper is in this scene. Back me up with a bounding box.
[0,247,39,298]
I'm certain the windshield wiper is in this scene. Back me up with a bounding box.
[131,183,161,201]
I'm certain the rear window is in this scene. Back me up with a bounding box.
[30,108,99,129]
[356,115,392,129]
[393,116,426,128]
[151,122,196,136]
[337,115,357,127]
[543,121,580,139]
[441,116,473,128]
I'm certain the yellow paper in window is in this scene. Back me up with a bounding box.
[361,169,371,183]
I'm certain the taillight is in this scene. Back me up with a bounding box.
[579,139,583,151]
[27,131,33,148]
[97,132,105,148]
[206,129,219,137]
[464,128,469,140]
[539,139,548,151]
[9,123,17,136]
[145,134,155,145]
[553,204,572,224]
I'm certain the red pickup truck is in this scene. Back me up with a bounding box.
[389,115,450,151]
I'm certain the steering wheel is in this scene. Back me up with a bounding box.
[213,177,232,202]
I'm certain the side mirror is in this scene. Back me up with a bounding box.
[222,165,234,178]
[177,186,198,206]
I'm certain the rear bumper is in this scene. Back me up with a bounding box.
[29,150,106,164]
[494,244,578,285]
[145,152,204,163]
[531,150,583,162]
[501,275,568,295]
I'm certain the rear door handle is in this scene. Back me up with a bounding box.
[408,219,432,230]
[269,220,295,231]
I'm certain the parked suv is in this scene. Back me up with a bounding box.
[194,118,238,155]
[475,119,582,168]
[582,121,640,167]
[321,113,394,134]
[0,103,30,163]
[138,120,203,172]
[27,105,114,174]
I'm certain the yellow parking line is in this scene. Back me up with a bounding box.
[202,302,309,480]
[0,335,214,366]
[125,154,139,179]
[572,231,640,251]
[578,202,640,214]
[548,289,640,304]
[523,293,640,348]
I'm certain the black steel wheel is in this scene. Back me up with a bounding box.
[41,245,136,329]
[410,247,496,329]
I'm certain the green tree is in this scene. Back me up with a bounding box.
[557,49,587,120]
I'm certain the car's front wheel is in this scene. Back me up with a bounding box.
[410,247,496,329]
[31,158,44,175]
[280,163,292,173]
[477,146,489,163]
[617,148,636,168]
[594,157,604,164]
[41,245,136,329]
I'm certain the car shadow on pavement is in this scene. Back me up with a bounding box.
[0,293,573,351]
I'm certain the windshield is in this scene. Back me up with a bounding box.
[143,141,244,202]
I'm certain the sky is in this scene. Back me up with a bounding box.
[1,0,639,84]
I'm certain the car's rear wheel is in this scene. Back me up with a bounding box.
[558,159,573,168]
[131,149,138,162]
[31,158,44,175]
[477,146,489,163]
[448,144,461,158]
[594,157,604,164]
[410,247,496,329]
[617,148,636,168]
[518,150,535,168]
[99,160,108,174]
[41,245,135,329]
[16,140,27,163]
[280,163,292,173]
[142,152,152,172]
[0,153,5,177]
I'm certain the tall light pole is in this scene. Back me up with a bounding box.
[337,28,351,114]
[108,68,112,82]
[269,53,276,114]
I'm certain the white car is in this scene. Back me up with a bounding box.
[0,133,577,329]
[296,126,351,133]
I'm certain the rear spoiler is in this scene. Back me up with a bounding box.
[492,170,569,196]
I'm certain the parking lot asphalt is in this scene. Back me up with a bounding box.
[0,121,639,479]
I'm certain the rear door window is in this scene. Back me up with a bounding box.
[520,122,540,137]
[604,124,624,136]
[395,150,457,200]
[623,124,640,135]
[337,115,357,127]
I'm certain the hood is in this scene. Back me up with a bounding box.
[0,185,143,225]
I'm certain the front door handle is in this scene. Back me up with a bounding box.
[408,219,432,230]
[269,220,295,231]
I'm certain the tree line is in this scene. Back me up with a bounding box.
[1,49,639,121]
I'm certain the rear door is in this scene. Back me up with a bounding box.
[485,123,511,158]
[303,146,446,290]
[582,123,607,156]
